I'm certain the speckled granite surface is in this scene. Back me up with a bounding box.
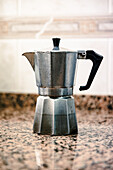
[0,93,113,111]
[0,93,113,169]
[0,108,113,170]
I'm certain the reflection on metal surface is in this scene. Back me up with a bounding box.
[35,146,42,169]
[34,51,77,95]
[35,135,77,169]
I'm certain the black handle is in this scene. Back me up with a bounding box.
[79,50,103,91]
[52,38,60,50]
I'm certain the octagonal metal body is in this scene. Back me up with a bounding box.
[34,51,77,96]
[33,96,78,135]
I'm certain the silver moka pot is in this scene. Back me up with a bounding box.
[22,38,103,135]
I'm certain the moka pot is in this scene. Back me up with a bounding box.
[22,38,103,135]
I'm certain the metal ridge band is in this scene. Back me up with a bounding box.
[38,87,73,96]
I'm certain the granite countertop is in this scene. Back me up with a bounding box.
[0,108,113,170]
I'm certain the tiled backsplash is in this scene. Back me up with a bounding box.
[0,0,113,95]
[0,0,112,17]
[0,16,113,39]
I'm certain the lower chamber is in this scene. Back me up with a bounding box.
[33,96,78,135]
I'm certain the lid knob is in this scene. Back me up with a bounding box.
[52,38,60,50]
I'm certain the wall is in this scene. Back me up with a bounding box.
[0,0,113,95]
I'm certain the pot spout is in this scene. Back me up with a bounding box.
[22,52,35,71]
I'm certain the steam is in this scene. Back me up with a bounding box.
[36,17,54,38]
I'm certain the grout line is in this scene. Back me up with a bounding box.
[108,39,112,95]
[108,0,113,14]
[17,0,21,17]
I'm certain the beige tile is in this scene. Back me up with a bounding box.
[98,23,113,31]
[0,40,37,93]
[15,40,37,93]
[11,23,78,33]
[18,40,40,93]
[112,0,113,13]
[0,40,19,92]
[21,0,109,17]
[19,39,52,53]
[108,0,113,14]
[12,24,43,32]
[19,55,37,93]
[0,0,18,17]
